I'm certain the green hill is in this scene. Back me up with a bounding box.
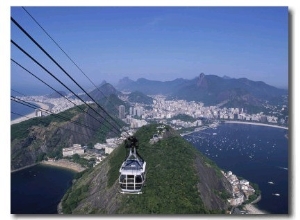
[60,124,232,214]
[11,103,124,171]
[128,91,154,105]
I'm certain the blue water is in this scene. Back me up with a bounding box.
[11,164,76,214]
[184,123,289,214]
[11,100,36,121]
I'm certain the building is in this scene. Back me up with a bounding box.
[62,144,85,157]
[105,146,115,154]
[35,109,43,117]
[94,143,106,150]
[119,105,125,119]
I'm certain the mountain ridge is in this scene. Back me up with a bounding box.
[116,73,287,109]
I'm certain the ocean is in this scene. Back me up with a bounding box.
[183,123,289,214]
[11,100,36,121]
[11,164,76,214]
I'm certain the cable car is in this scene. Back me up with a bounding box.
[119,136,146,194]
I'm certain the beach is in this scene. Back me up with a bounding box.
[41,159,86,172]
[11,101,50,125]
[244,204,267,214]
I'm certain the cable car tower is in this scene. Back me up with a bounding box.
[119,136,146,194]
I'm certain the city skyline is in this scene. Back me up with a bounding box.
[10,6,288,95]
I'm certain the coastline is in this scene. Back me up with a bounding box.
[224,120,288,130]
[243,195,268,214]
[11,159,86,173]
[11,101,50,125]
[11,163,39,173]
[41,159,86,173]
[244,203,268,214]
[181,120,288,137]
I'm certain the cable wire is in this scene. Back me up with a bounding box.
[11,16,124,136]
[11,58,117,133]
[22,6,120,117]
[11,40,121,136]
[11,111,96,139]
[11,95,102,133]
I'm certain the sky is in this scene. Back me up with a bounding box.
[9,6,288,96]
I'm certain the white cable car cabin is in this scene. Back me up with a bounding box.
[119,137,146,194]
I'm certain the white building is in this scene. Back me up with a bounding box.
[94,143,106,150]
[228,194,245,206]
[62,144,84,157]
[105,146,115,154]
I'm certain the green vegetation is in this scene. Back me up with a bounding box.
[10,102,123,170]
[60,124,230,214]
[244,182,261,204]
[11,104,88,141]
[61,183,90,214]
[106,124,221,214]
[68,154,93,168]
[128,91,153,105]
[61,167,93,214]
[107,143,127,187]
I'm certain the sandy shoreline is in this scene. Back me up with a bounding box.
[11,159,86,173]
[41,159,86,172]
[11,101,50,125]
[244,203,267,214]
[224,120,288,130]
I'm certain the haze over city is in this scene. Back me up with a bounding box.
[10,6,288,95]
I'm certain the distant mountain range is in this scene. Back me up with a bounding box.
[47,74,287,114]
[116,73,288,108]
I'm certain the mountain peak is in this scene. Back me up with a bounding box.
[118,77,133,84]
[197,73,208,88]
[222,75,231,79]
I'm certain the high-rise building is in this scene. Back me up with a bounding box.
[119,105,125,119]
[129,106,134,115]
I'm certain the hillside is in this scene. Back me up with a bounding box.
[11,104,123,171]
[60,124,232,214]
[127,91,154,105]
[77,83,120,103]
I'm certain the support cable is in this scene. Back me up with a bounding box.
[11,17,124,136]
[22,6,120,116]
[11,58,115,133]
[11,40,120,136]
[11,111,97,139]
[11,96,102,133]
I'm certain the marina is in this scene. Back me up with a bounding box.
[184,123,288,214]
